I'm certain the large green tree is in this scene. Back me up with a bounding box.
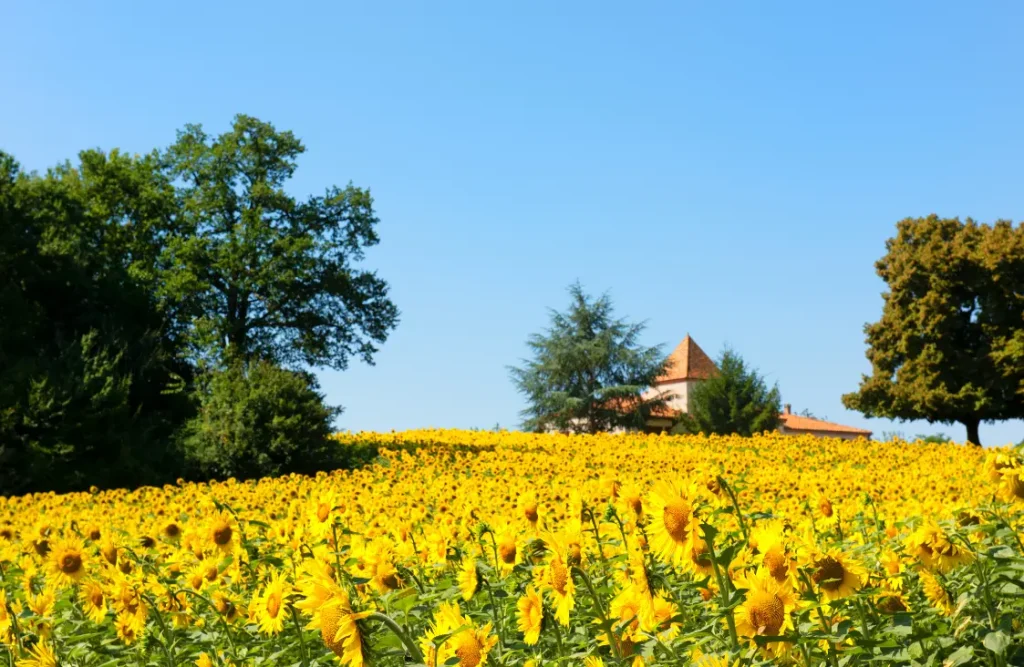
[510,283,669,433]
[843,216,1024,446]
[0,150,192,494]
[672,348,781,436]
[161,115,399,370]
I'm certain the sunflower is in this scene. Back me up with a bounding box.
[734,567,797,654]
[518,491,541,528]
[0,589,11,640]
[16,641,57,667]
[99,537,119,568]
[557,520,587,568]
[350,538,403,594]
[294,559,341,621]
[212,590,244,624]
[684,527,716,578]
[516,586,544,645]
[115,607,146,645]
[618,483,645,524]
[493,526,522,573]
[534,540,576,626]
[808,549,865,601]
[308,490,340,540]
[905,521,973,573]
[420,601,498,667]
[315,592,372,667]
[457,557,480,601]
[816,494,834,520]
[919,570,955,616]
[252,572,292,636]
[160,519,183,543]
[207,511,236,554]
[646,480,698,567]
[648,592,681,642]
[48,536,87,587]
[874,590,911,614]
[603,584,648,658]
[27,587,56,618]
[79,579,108,624]
[997,468,1024,502]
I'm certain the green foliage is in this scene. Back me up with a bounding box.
[672,348,781,436]
[160,115,399,370]
[509,283,669,434]
[844,216,1024,446]
[915,433,953,444]
[0,115,399,492]
[178,359,353,480]
[0,151,192,494]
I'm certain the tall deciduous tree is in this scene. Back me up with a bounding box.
[509,283,669,433]
[0,150,192,494]
[672,348,781,436]
[843,216,1024,446]
[161,115,399,369]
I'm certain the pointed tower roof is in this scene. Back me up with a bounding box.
[654,335,718,384]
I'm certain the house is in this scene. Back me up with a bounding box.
[778,404,872,440]
[638,336,872,439]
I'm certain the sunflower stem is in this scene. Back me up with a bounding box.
[855,597,872,645]
[330,522,360,602]
[572,566,620,659]
[368,611,425,664]
[547,606,565,658]
[289,603,309,667]
[586,508,608,565]
[175,589,240,663]
[140,592,177,667]
[480,572,505,656]
[716,476,748,544]
[797,570,839,667]
[702,526,740,654]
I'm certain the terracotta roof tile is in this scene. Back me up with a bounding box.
[655,336,718,384]
[779,413,872,436]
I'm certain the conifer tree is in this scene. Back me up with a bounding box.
[510,283,669,433]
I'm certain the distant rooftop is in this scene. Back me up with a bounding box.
[654,335,718,384]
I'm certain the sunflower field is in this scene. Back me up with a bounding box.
[2,430,1024,667]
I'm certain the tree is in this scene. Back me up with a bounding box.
[0,150,193,494]
[672,348,781,436]
[843,216,1024,446]
[160,115,399,370]
[177,359,346,481]
[509,283,669,433]
[915,433,952,444]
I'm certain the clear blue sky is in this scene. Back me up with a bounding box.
[3,1,1022,445]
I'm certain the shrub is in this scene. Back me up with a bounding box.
[179,359,348,480]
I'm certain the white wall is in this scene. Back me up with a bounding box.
[646,379,697,413]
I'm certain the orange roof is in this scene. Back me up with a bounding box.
[603,395,680,419]
[654,335,718,384]
[779,412,872,436]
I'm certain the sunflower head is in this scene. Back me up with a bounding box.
[516,586,544,645]
[809,550,864,601]
[646,480,698,566]
[48,536,87,586]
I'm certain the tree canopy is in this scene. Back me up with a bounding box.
[509,283,669,434]
[672,348,781,436]
[162,115,399,370]
[0,115,399,493]
[0,150,191,493]
[842,215,1024,446]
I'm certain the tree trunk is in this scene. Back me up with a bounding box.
[962,418,981,447]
